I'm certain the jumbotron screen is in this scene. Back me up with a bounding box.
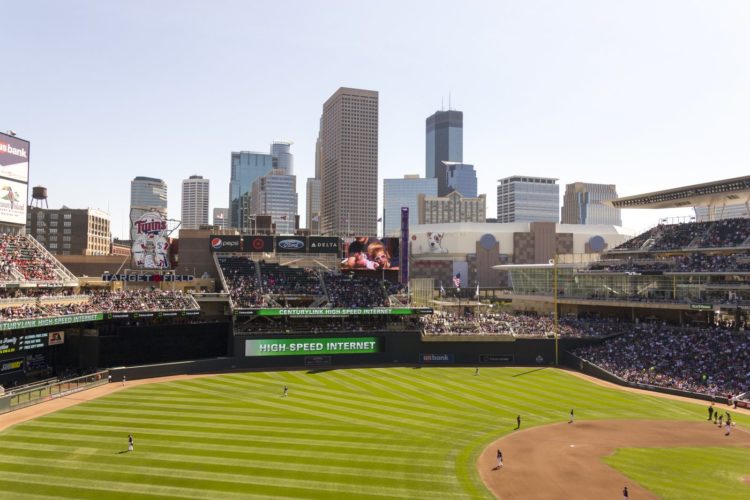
[341,236,400,271]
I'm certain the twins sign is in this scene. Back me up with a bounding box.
[131,211,171,269]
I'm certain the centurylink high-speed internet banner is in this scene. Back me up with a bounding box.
[245,337,379,356]
[236,307,433,317]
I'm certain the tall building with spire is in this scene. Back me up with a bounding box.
[426,109,463,195]
[319,87,379,236]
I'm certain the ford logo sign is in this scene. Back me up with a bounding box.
[211,238,223,249]
[278,239,304,250]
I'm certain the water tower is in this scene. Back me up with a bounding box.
[31,186,48,208]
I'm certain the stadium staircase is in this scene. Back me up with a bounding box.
[25,235,78,285]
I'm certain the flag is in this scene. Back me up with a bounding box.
[453,273,461,289]
[312,215,320,222]
[475,283,480,298]
[377,217,382,222]
[217,212,224,220]
[280,215,287,220]
[440,281,445,296]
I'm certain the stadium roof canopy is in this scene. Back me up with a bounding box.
[604,175,750,210]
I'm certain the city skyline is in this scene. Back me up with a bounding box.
[3,1,749,238]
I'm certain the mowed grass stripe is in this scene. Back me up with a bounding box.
[0,450,456,485]
[6,425,436,454]
[0,439,444,468]
[26,417,416,443]
[0,454,456,493]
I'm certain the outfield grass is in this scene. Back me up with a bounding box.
[0,367,746,499]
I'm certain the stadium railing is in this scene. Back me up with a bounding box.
[0,370,109,414]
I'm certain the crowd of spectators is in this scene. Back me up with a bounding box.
[574,324,750,397]
[322,272,389,308]
[420,311,632,337]
[587,252,750,274]
[0,234,60,282]
[218,256,264,307]
[614,218,750,253]
[235,316,419,334]
[86,290,198,311]
[259,263,323,296]
[0,289,199,320]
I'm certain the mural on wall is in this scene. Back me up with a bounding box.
[413,232,449,254]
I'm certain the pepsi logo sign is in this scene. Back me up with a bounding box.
[211,238,223,249]
[278,239,304,250]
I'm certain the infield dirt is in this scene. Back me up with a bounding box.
[479,419,750,499]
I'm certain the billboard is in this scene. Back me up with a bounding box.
[341,236,400,271]
[245,337,380,356]
[0,179,28,225]
[0,133,30,183]
[0,132,29,226]
[131,211,171,269]
[275,236,306,253]
[308,237,340,254]
[237,307,432,317]
[209,235,241,252]
[243,235,274,252]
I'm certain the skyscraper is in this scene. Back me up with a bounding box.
[383,175,437,236]
[306,127,323,234]
[319,87,379,236]
[497,176,559,223]
[426,110,463,194]
[181,175,209,230]
[561,182,622,225]
[228,151,274,229]
[271,141,294,174]
[131,176,167,215]
[442,161,477,198]
[213,208,228,229]
[250,169,298,234]
[306,178,321,234]
[130,176,167,239]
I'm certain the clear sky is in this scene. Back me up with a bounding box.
[3,0,749,239]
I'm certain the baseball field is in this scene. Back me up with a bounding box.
[0,367,747,499]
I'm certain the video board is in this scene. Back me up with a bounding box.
[341,236,400,271]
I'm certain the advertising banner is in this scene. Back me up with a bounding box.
[242,235,274,252]
[0,358,24,374]
[0,179,27,225]
[0,313,103,332]
[400,208,409,284]
[275,236,307,253]
[131,211,170,269]
[245,337,379,356]
[238,307,432,317]
[419,353,455,363]
[341,236,400,271]
[48,332,65,345]
[308,237,340,254]
[209,235,241,252]
[0,132,30,183]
